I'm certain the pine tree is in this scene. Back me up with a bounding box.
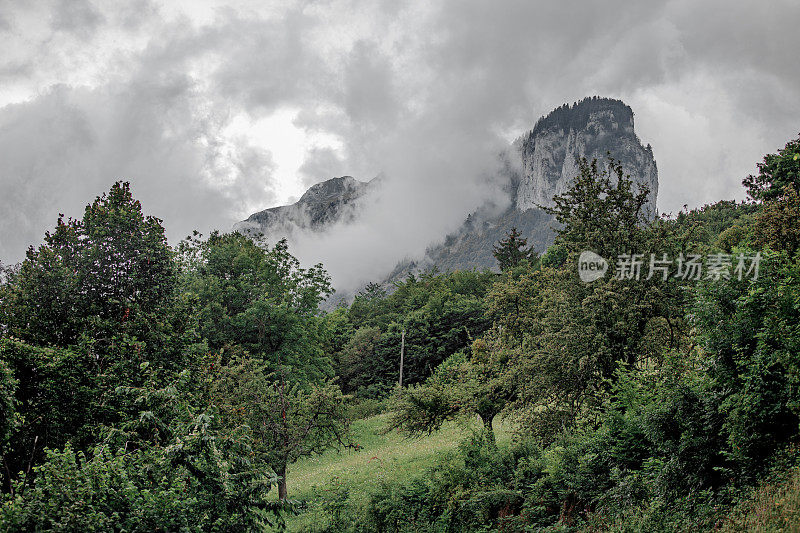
[492,227,534,271]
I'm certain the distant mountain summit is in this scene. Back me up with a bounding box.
[237,97,658,288]
[235,175,379,236]
[383,97,658,282]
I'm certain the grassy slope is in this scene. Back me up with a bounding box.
[281,413,800,532]
[281,412,512,531]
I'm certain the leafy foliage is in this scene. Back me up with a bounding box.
[0,181,352,530]
[743,133,800,202]
[544,157,652,259]
[5,134,800,532]
[210,354,352,499]
[308,141,800,531]
[0,182,177,352]
[754,184,800,256]
[329,269,495,396]
[4,369,286,531]
[179,231,333,382]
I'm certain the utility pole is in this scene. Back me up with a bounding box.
[399,329,405,388]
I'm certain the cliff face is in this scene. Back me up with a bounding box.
[383,98,659,283]
[514,97,658,217]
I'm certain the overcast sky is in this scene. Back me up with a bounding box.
[1,0,799,288]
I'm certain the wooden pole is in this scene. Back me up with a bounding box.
[399,329,405,388]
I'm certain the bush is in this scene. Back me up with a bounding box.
[345,396,389,420]
[2,433,284,532]
[1,445,192,532]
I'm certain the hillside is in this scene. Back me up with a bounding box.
[284,412,513,532]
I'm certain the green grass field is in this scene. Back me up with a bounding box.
[280,412,512,531]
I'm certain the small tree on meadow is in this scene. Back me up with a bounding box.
[211,355,352,500]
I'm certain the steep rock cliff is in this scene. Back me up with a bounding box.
[515,97,657,216]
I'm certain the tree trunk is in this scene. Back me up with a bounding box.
[481,414,496,446]
[277,463,288,500]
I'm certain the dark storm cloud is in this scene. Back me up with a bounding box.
[0,2,284,261]
[1,0,799,287]
[0,3,289,263]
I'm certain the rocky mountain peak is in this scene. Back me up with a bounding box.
[514,96,657,216]
[234,175,376,236]
[529,97,634,135]
[298,176,364,205]
[237,96,659,294]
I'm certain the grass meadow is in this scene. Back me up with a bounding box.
[282,413,513,531]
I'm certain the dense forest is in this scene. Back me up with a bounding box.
[0,134,799,531]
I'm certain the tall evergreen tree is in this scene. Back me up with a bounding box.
[492,227,535,271]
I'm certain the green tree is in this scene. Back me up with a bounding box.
[0,182,178,353]
[335,269,494,396]
[3,367,286,532]
[0,339,95,493]
[494,157,683,443]
[0,359,17,459]
[694,249,800,479]
[754,184,800,256]
[180,231,333,382]
[348,282,390,329]
[492,227,536,271]
[211,355,352,500]
[0,182,200,491]
[743,134,800,202]
[336,326,381,394]
[485,259,540,339]
[388,331,515,445]
[544,157,651,260]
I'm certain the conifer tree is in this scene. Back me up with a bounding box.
[492,227,535,271]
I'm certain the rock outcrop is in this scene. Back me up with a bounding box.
[383,97,658,283]
[235,175,378,237]
[513,97,658,217]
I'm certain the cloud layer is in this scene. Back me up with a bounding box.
[1,0,799,289]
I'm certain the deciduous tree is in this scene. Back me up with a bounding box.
[211,355,352,500]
